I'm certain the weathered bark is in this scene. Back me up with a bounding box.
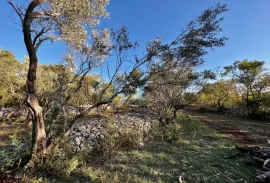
[28,99,47,155]
[22,0,47,155]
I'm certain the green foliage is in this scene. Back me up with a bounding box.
[178,116,207,138]
[184,92,199,104]
[96,119,118,158]
[68,74,102,106]
[9,134,21,147]
[39,140,84,177]
[83,167,100,182]
[29,177,47,183]
[0,149,15,168]
[117,130,143,150]
[0,49,26,107]
[66,157,80,176]
[222,60,270,116]
[163,123,182,142]
[163,115,207,143]
[199,80,235,109]
[0,133,31,169]
[96,119,144,159]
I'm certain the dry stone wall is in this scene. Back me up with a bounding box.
[69,112,155,151]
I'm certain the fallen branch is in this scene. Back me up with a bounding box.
[236,145,270,182]
[256,171,270,182]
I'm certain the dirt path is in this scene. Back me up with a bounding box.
[183,109,270,146]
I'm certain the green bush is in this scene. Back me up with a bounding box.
[178,115,206,138]
[39,139,85,177]
[95,119,144,159]
[163,123,182,143]
[0,133,31,170]
[163,115,207,143]
[117,129,143,150]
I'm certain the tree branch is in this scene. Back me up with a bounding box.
[34,37,53,50]
[7,0,23,23]
[33,27,51,46]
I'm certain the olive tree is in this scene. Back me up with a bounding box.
[199,80,234,109]
[145,66,195,124]
[8,0,109,155]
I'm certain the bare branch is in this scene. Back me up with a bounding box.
[7,0,23,22]
[33,27,51,46]
[34,37,53,50]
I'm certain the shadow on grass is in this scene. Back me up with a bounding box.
[76,135,256,183]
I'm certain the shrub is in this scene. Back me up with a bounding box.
[0,133,31,170]
[39,139,85,177]
[83,167,99,182]
[178,116,203,136]
[95,119,144,159]
[162,115,207,143]
[117,129,143,150]
[163,123,182,143]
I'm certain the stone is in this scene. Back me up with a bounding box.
[79,125,87,132]
[92,127,97,131]
[100,134,105,139]
[82,132,88,137]
[88,134,96,141]
[75,132,82,137]
[75,137,82,145]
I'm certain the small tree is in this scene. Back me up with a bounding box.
[8,0,109,155]
[223,60,270,115]
[145,66,195,124]
[199,80,234,110]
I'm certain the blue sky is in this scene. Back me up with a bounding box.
[0,0,270,70]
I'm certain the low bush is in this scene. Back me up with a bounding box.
[163,122,182,143]
[38,140,85,177]
[0,132,31,170]
[95,119,145,160]
[163,115,207,143]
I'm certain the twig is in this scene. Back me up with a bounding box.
[0,158,22,174]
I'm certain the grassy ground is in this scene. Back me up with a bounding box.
[0,111,262,183]
[70,136,255,183]
[184,108,270,146]
[40,115,256,183]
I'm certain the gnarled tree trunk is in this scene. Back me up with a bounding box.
[23,0,47,156]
